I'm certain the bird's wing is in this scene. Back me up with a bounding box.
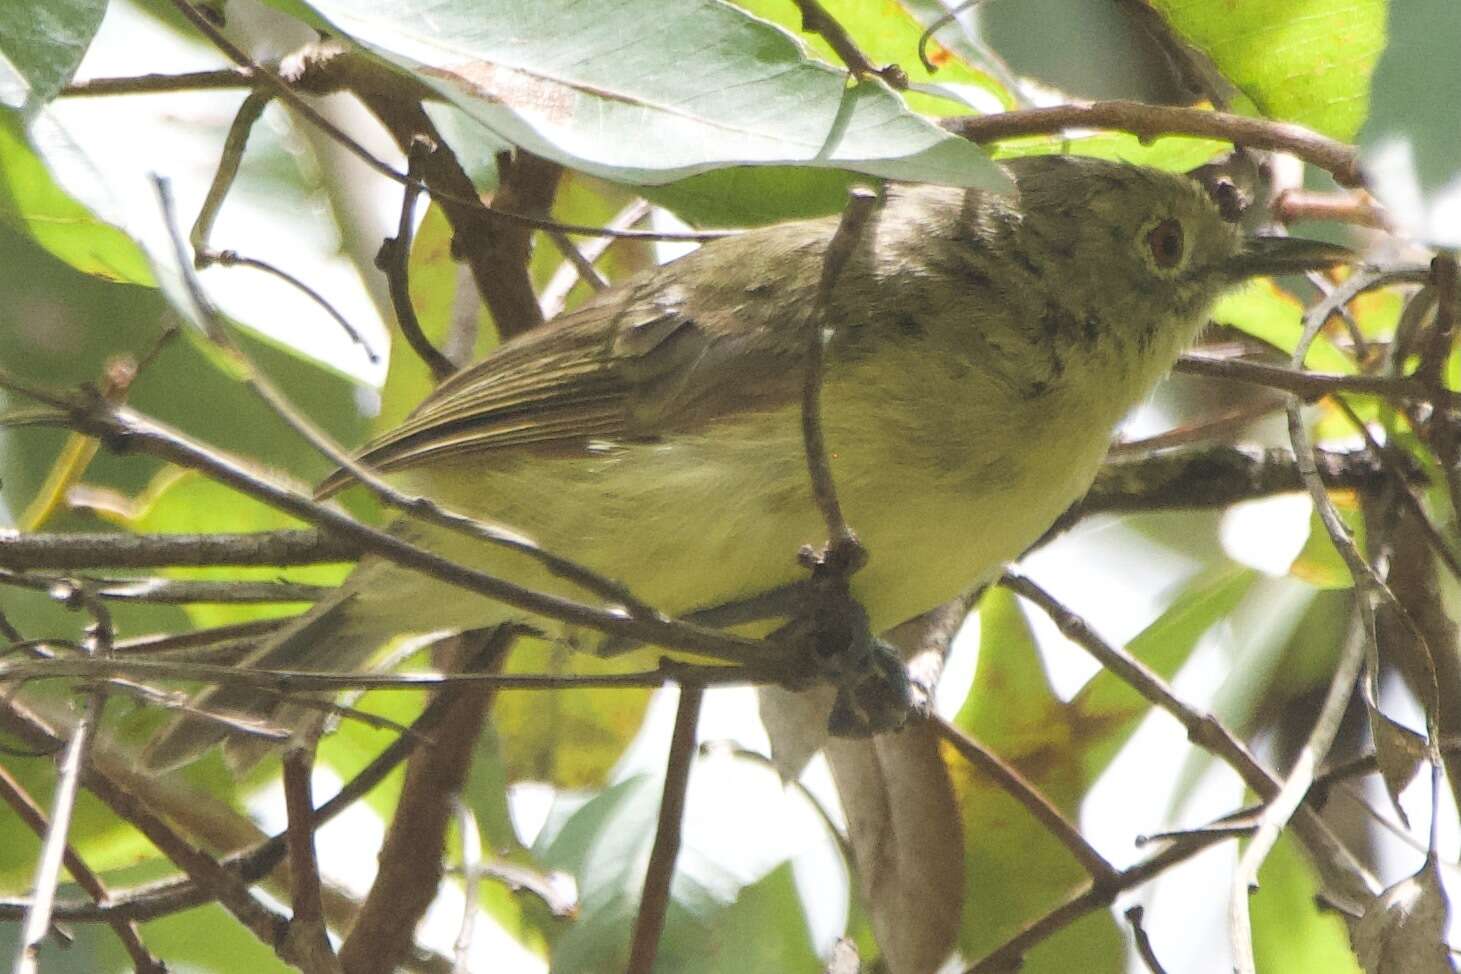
[317,221,831,498]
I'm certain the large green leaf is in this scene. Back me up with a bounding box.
[276,0,1004,190]
[0,108,152,284]
[950,587,1124,968]
[0,0,106,105]
[1149,0,1386,141]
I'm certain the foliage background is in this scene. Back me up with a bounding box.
[0,1,1458,972]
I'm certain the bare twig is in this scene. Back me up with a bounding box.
[189,86,272,262]
[626,684,704,974]
[930,715,1120,887]
[803,188,879,547]
[1126,906,1171,974]
[0,568,330,605]
[1175,352,1461,409]
[1274,189,1390,230]
[999,572,1376,913]
[964,829,1234,972]
[336,629,508,974]
[63,67,255,95]
[8,694,110,974]
[790,0,908,88]
[207,250,380,364]
[539,198,650,319]
[943,101,1364,186]
[0,765,163,971]
[281,747,342,974]
[0,654,780,693]
[379,137,455,381]
[0,529,357,569]
[451,801,483,974]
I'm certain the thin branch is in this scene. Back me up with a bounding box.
[63,67,255,95]
[540,198,649,319]
[0,568,330,605]
[0,654,780,693]
[965,829,1234,972]
[0,529,357,569]
[189,87,272,265]
[803,188,879,547]
[1126,906,1171,974]
[207,250,380,364]
[1229,613,1366,974]
[789,0,908,88]
[999,572,1376,914]
[281,748,342,974]
[451,801,483,974]
[337,629,508,974]
[626,684,704,974]
[1274,189,1390,230]
[1174,352,1461,409]
[943,101,1364,186]
[0,765,163,972]
[379,137,456,381]
[10,693,106,974]
[930,715,1120,888]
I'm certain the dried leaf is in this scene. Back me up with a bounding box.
[825,724,964,974]
[1354,859,1456,974]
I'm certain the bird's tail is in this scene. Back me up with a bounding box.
[144,589,383,773]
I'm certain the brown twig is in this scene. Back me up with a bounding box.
[282,748,342,973]
[626,684,704,974]
[539,198,650,318]
[379,137,456,381]
[0,568,330,605]
[1274,189,1390,230]
[0,764,164,971]
[790,0,908,89]
[0,529,357,569]
[965,828,1234,972]
[943,101,1364,186]
[1174,352,1461,408]
[0,654,782,694]
[1125,906,1171,974]
[63,66,255,95]
[0,696,296,962]
[451,801,483,974]
[208,250,380,364]
[803,188,879,547]
[998,572,1376,914]
[189,87,272,265]
[930,715,1120,888]
[337,629,508,974]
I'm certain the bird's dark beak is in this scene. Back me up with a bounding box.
[1224,235,1353,280]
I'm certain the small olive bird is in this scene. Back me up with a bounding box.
[147,155,1349,771]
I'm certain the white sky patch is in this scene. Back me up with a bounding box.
[1220,492,1313,577]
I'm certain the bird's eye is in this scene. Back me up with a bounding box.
[1145,218,1185,269]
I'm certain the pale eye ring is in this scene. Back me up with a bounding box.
[1145,218,1185,269]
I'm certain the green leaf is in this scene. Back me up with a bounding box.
[0,0,106,105]
[1149,0,1386,140]
[276,0,1005,190]
[0,108,153,284]
[1211,279,1356,375]
[1252,832,1364,973]
[948,588,1124,964]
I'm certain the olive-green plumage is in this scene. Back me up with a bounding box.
[147,156,1346,770]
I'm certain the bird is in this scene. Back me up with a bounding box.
[145,154,1348,771]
